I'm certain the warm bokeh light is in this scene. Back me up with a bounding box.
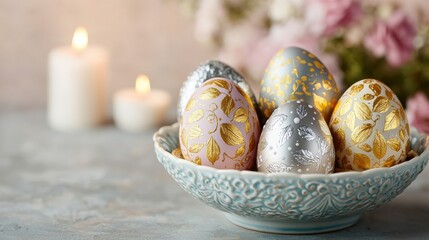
[136,74,151,94]
[72,27,88,50]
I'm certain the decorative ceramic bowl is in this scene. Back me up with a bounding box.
[153,123,429,234]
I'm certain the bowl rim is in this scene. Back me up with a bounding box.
[154,123,428,180]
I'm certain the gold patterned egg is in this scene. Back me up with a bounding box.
[179,78,261,170]
[259,46,340,121]
[329,79,410,171]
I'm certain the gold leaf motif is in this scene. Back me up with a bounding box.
[339,98,352,116]
[346,112,355,130]
[285,74,292,84]
[373,130,387,159]
[289,94,298,101]
[292,83,298,92]
[207,137,220,164]
[373,96,389,113]
[362,94,375,101]
[235,145,245,157]
[354,153,371,170]
[359,143,372,152]
[188,125,203,139]
[233,107,248,123]
[333,129,345,152]
[351,124,373,144]
[399,107,406,119]
[185,98,195,111]
[387,137,401,151]
[319,120,331,135]
[292,68,299,77]
[236,85,252,105]
[384,110,400,131]
[312,93,328,114]
[220,123,245,145]
[302,84,311,96]
[332,117,340,125]
[189,143,205,153]
[195,156,202,165]
[369,83,381,96]
[188,109,204,123]
[315,82,322,90]
[172,148,184,159]
[245,122,251,133]
[354,102,372,120]
[346,148,352,156]
[399,128,405,141]
[349,84,364,96]
[249,134,256,152]
[322,80,332,90]
[221,95,235,116]
[383,155,396,167]
[386,89,393,100]
[204,79,229,89]
[199,87,221,100]
[406,141,411,153]
[181,128,188,148]
[314,60,323,69]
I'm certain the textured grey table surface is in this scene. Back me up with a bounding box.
[1,110,429,240]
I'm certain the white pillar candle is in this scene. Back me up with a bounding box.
[48,27,108,131]
[113,75,171,132]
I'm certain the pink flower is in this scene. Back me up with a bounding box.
[305,0,362,36]
[364,11,417,67]
[406,92,429,134]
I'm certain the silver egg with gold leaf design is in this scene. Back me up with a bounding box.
[177,60,263,122]
[259,47,340,122]
[257,100,335,174]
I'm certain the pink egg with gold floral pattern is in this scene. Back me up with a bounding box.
[179,78,260,170]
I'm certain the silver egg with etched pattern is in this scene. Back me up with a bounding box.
[257,100,335,174]
[177,60,263,123]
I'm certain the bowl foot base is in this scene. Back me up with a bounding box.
[225,213,360,234]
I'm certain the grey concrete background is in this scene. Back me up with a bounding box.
[0,110,429,239]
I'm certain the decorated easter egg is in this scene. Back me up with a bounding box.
[329,79,410,171]
[177,60,262,122]
[257,100,335,174]
[179,78,261,170]
[259,47,340,121]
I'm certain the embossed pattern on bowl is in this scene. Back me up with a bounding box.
[154,123,428,233]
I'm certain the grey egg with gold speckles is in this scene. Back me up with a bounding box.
[257,100,335,174]
[177,60,263,123]
[259,47,340,122]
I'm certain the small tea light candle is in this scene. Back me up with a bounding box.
[48,27,108,131]
[113,75,171,132]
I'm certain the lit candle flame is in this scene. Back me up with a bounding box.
[72,27,88,50]
[136,75,150,94]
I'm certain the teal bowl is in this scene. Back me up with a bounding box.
[153,123,429,234]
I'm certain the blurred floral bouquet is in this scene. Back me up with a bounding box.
[178,0,429,133]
